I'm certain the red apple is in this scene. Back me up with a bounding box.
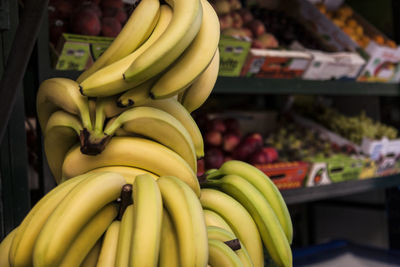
[222,132,241,152]
[70,9,101,36]
[205,130,223,147]
[232,132,264,160]
[197,158,205,177]
[205,148,225,169]
[246,19,266,38]
[262,147,279,162]
[75,1,102,18]
[101,0,124,10]
[248,149,269,164]
[49,19,68,45]
[207,118,226,133]
[101,17,122,37]
[224,117,240,133]
[51,0,75,19]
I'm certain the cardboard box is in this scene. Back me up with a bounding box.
[53,33,114,71]
[255,161,309,190]
[240,49,312,79]
[218,35,251,77]
[302,50,365,80]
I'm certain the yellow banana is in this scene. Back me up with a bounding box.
[76,0,161,83]
[123,0,203,86]
[116,77,158,107]
[205,174,292,267]
[33,172,126,267]
[129,174,163,267]
[36,77,92,131]
[207,226,254,267]
[43,110,82,183]
[80,238,103,267]
[217,160,293,244]
[200,188,264,267]
[157,175,208,267]
[103,106,197,172]
[79,5,172,97]
[141,98,204,158]
[115,205,133,267]
[0,228,17,267]
[150,0,220,99]
[180,49,220,113]
[158,209,180,267]
[9,173,91,267]
[204,209,234,233]
[59,203,119,267]
[61,136,200,196]
[208,239,244,267]
[97,220,121,267]
[85,166,158,184]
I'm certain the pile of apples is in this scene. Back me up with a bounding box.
[196,115,279,175]
[48,0,131,45]
[210,0,279,49]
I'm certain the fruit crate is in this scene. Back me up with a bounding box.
[218,35,252,77]
[254,161,310,190]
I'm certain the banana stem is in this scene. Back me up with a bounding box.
[118,184,133,220]
[103,116,122,137]
[224,239,241,251]
[94,98,107,136]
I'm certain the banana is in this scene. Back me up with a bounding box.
[79,4,173,97]
[80,238,103,267]
[207,226,254,267]
[200,188,264,267]
[158,209,180,267]
[208,239,244,267]
[129,174,163,267]
[115,205,133,267]
[123,0,203,85]
[33,172,126,267]
[157,175,208,267]
[61,136,200,196]
[204,209,234,233]
[97,220,121,267]
[36,77,92,132]
[43,110,82,183]
[116,77,158,107]
[92,96,127,137]
[180,48,220,113]
[9,173,91,267]
[85,166,158,184]
[205,174,292,267]
[76,0,161,83]
[150,0,220,99]
[216,160,293,244]
[141,98,204,158]
[0,228,17,267]
[59,203,119,267]
[103,106,197,172]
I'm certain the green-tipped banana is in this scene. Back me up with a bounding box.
[76,0,161,83]
[180,48,220,113]
[104,106,197,172]
[205,174,292,267]
[79,4,172,97]
[207,226,254,267]
[97,220,120,267]
[208,239,244,267]
[36,77,92,132]
[150,0,220,99]
[123,0,203,86]
[157,176,208,267]
[216,160,293,244]
[43,110,82,183]
[141,98,204,158]
[129,174,163,267]
[59,203,118,266]
[33,172,126,267]
[200,188,264,267]
[61,136,200,197]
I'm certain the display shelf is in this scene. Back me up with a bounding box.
[214,77,400,96]
[282,174,400,205]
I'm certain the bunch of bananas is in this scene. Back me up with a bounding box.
[0,0,294,266]
[0,161,292,267]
